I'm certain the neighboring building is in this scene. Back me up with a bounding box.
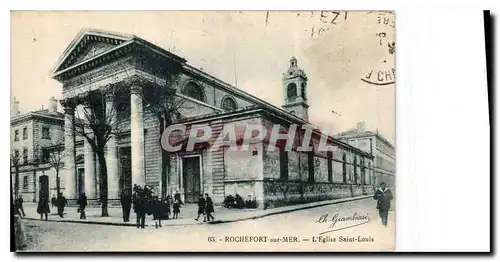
[41,28,377,208]
[10,97,79,202]
[335,122,396,188]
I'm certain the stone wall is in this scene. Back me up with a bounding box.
[262,180,375,209]
[223,180,265,208]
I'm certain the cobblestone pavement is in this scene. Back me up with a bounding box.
[19,198,395,252]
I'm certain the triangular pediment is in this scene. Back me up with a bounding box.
[52,28,134,75]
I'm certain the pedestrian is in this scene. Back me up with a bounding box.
[152,196,164,229]
[373,182,393,227]
[51,195,56,207]
[36,195,50,220]
[172,199,180,219]
[56,193,68,218]
[77,193,88,219]
[15,195,26,217]
[133,186,146,229]
[174,190,183,206]
[205,193,215,222]
[163,195,172,220]
[195,194,206,222]
[120,188,132,222]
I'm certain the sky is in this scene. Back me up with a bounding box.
[11,11,395,144]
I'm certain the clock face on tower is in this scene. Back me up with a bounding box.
[360,11,395,86]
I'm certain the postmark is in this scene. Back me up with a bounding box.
[361,11,396,86]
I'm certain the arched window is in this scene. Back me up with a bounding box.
[221,96,238,112]
[183,81,205,102]
[289,110,296,115]
[287,83,297,98]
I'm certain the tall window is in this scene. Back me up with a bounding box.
[23,176,28,189]
[354,156,358,184]
[287,83,297,98]
[14,130,19,141]
[42,127,50,139]
[279,145,288,180]
[327,151,333,182]
[41,148,50,163]
[367,163,372,185]
[22,127,28,140]
[361,159,366,185]
[183,81,205,102]
[342,153,347,183]
[221,96,237,111]
[23,148,28,164]
[308,152,314,182]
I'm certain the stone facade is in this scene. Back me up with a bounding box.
[335,122,396,188]
[15,28,379,209]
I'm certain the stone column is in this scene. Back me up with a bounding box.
[105,93,119,200]
[63,106,77,199]
[83,106,96,198]
[130,88,146,187]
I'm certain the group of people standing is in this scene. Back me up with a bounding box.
[35,193,68,220]
[195,193,215,222]
[121,185,183,229]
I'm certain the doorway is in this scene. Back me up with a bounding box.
[119,146,132,196]
[182,155,202,203]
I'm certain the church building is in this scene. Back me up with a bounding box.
[49,29,375,209]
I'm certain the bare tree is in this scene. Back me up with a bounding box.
[44,143,67,197]
[62,87,118,217]
[11,150,22,199]
[138,81,188,198]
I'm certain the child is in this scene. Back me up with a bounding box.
[173,199,180,219]
[152,196,163,229]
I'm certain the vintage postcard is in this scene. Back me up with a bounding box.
[11,11,395,252]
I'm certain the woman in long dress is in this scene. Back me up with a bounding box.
[37,195,50,220]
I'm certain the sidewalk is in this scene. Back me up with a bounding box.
[20,195,370,227]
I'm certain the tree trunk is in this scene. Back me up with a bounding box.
[97,152,109,217]
[14,166,19,199]
[56,170,61,197]
[160,116,172,199]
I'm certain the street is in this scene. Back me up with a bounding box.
[20,198,395,252]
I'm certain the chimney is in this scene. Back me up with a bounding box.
[356,121,366,133]
[11,97,20,118]
[48,96,58,114]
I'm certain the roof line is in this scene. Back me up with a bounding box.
[51,28,135,75]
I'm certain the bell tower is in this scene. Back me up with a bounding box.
[282,56,309,121]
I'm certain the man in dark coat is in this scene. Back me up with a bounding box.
[56,193,68,218]
[373,182,393,227]
[195,194,206,222]
[36,195,50,220]
[205,193,215,222]
[51,195,57,207]
[15,195,26,217]
[120,188,132,222]
[77,193,88,219]
[133,186,146,229]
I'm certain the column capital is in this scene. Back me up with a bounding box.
[130,85,144,96]
[60,99,76,113]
